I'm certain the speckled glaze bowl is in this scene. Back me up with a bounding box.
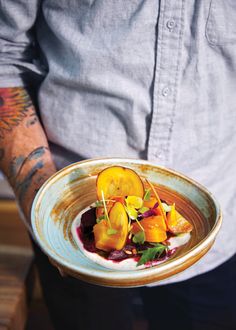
[31,158,222,287]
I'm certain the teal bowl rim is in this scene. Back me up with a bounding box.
[31,157,222,281]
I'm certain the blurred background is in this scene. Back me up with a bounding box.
[0,173,54,330]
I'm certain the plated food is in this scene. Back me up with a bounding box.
[31,158,222,287]
[72,166,193,270]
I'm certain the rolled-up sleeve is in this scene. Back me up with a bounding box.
[0,0,43,87]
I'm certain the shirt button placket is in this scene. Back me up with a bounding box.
[147,0,185,165]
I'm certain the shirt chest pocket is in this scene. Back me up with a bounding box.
[206,0,236,46]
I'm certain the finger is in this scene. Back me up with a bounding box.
[58,267,67,277]
[48,257,68,277]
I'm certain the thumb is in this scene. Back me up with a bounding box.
[48,257,67,277]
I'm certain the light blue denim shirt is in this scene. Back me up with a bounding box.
[0,0,236,284]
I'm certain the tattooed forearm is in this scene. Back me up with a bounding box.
[7,145,56,215]
[26,112,39,127]
[15,160,44,204]
[0,87,57,222]
[9,146,49,181]
[0,87,33,138]
[28,146,49,160]
[9,155,25,178]
[8,145,56,219]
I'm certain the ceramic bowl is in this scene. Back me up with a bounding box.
[31,158,222,287]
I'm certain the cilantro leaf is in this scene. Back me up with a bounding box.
[137,244,167,266]
[96,215,107,223]
[138,206,150,214]
[125,205,138,220]
[132,231,146,244]
[95,200,104,207]
[125,196,143,209]
[144,189,151,201]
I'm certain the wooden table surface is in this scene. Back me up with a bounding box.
[0,200,34,330]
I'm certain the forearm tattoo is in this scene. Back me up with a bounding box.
[0,87,36,138]
[0,87,55,212]
[11,147,49,201]
[15,160,44,204]
[10,146,49,179]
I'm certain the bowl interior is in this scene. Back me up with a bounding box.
[32,158,221,286]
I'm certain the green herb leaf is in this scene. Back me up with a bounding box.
[132,231,146,244]
[138,206,150,214]
[95,199,115,208]
[95,200,104,207]
[107,228,118,235]
[125,206,138,220]
[137,244,167,266]
[144,189,151,201]
[96,215,107,223]
[125,196,143,209]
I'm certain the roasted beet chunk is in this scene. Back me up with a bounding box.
[108,244,137,261]
[78,208,98,253]
[80,207,96,236]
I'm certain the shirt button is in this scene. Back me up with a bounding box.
[166,19,175,30]
[162,86,171,97]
